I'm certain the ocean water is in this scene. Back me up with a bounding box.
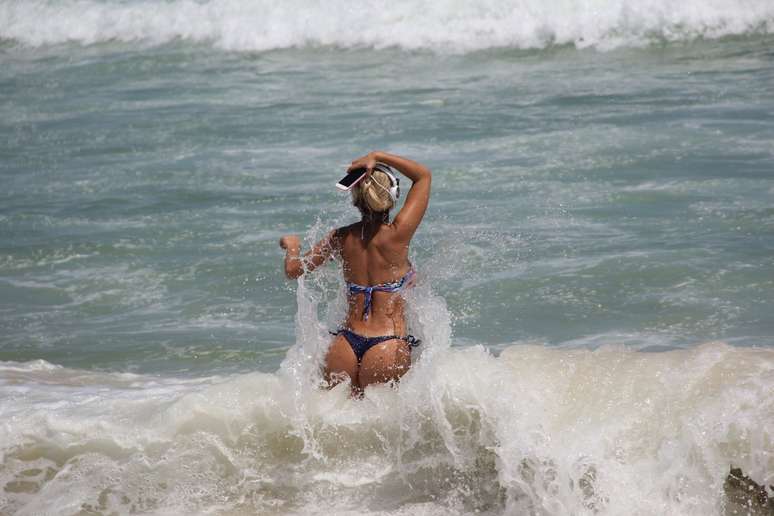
[1,1,774,514]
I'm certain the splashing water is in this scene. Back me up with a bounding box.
[2,0,774,52]
[2,229,772,514]
[2,2,774,513]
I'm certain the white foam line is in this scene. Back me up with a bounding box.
[1,0,773,52]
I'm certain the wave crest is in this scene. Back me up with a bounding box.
[2,343,773,514]
[1,0,773,52]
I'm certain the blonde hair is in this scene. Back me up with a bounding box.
[352,170,395,213]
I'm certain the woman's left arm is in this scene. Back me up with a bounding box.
[279,230,339,279]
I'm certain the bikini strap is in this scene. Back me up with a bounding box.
[329,329,420,348]
[347,268,416,320]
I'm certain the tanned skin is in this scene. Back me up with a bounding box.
[279,151,431,393]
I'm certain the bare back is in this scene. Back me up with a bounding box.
[279,151,431,392]
[337,222,414,336]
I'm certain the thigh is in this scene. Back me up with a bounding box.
[324,335,359,388]
[358,339,411,389]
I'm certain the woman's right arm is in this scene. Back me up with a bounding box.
[349,151,431,243]
[279,229,341,279]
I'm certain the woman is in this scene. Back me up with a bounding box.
[279,151,431,392]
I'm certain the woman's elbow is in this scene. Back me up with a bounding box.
[284,263,304,279]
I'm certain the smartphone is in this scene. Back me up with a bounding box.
[336,167,368,191]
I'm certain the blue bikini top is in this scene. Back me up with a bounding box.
[347,268,416,320]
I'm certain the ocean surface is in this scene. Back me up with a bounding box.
[1,1,774,514]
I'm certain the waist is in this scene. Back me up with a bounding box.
[342,304,408,336]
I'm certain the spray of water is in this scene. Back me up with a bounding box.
[2,0,773,52]
[1,206,773,514]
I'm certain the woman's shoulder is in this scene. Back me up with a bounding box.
[333,223,357,240]
[330,224,359,252]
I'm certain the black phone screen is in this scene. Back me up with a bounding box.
[336,167,367,189]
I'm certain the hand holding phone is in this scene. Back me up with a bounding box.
[348,153,377,174]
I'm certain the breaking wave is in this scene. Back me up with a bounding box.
[1,0,773,52]
[2,340,773,514]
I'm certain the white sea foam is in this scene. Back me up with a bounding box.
[1,0,773,52]
[1,341,772,515]
[2,187,772,514]
[2,238,773,514]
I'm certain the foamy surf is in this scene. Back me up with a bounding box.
[1,0,773,51]
[2,5,774,513]
[1,342,772,515]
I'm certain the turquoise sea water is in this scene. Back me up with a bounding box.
[1,1,773,514]
[3,38,773,373]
